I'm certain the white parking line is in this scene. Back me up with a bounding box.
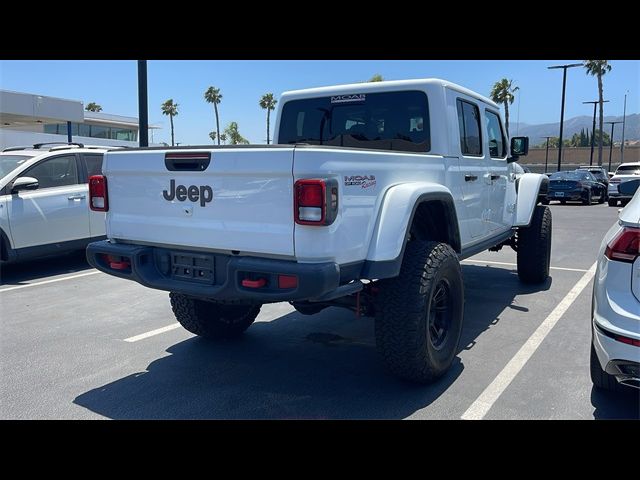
[0,270,102,293]
[124,323,181,343]
[462,259,589,273]
[461,261,597,420]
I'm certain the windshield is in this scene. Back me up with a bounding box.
[0,155,33,178]
[616,165,640,175]
[549,171,593,181]
[278,91,430,153]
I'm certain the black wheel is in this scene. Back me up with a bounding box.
[375,241,464,384]
[582,189,592,205]
[541,198,550,205]
[597,188,605,203]
[590,343,626,392]
[169,293,261,339]
[291,302,326,316]
[608,198,617,207]
[620,199,630,207]
[517,205,552,284]
[560,199,566,204]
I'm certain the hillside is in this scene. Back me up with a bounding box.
[509,113,639,144]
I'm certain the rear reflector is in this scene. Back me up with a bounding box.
[102,254,130,270]
[604,227,640,263]
[242,278,267,289]
[615,335,640,347]
[278,275,298,289]
[89,175,108,212]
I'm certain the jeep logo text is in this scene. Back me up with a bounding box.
[163,179,213,207]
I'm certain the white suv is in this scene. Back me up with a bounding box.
[0,142,109,263]
[591,180,640,391]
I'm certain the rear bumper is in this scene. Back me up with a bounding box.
[546,189,585,201]
[86,240,340,302]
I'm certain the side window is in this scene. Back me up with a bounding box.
[83,154,104,179]
[456,99,482,156]
[484,110,506,158]
[24,155,78,189]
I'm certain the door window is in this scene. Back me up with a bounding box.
[24,155,78,189]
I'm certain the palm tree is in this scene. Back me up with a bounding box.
[369,74,384,82]
[161,99,179,146]
[204,87,223,145]
[85,102,102,112]
[259,93,278,144]
[490,78,519,137]
[224,122,249,145]
[219,133,227,145]
[583,60,612,166]
[209,131,217,144]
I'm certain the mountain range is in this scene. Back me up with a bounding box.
[508,113,639,144]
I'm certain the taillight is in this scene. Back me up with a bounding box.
[89,175,108,212]
[604,227,640,263]
[294,179,338,226]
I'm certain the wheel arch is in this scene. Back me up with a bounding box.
[514,173,549,227]
[362,183,461,279]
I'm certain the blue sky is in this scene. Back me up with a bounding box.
[1,60,637,145]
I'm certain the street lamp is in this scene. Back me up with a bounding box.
[548,63,582,171]
[137,60,149,148]
[582,99,609,166]
[541,136,553,173]
[604,121,623,171]
[621,91,628,163]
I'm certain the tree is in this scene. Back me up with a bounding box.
[369,74,384,82]
[219,133,227,145]
[259,93,277,144]
[583,60,612,166]
[224,122,249,145]
[490,78,519,137]
[161,99,179,146]
[204,87,223,145]
[592,129,611,147]
[209,131,217,144]
[85,102,102,112]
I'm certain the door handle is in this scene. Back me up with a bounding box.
[490,174,501,181]
[68,195,86,200]
[465,175,478,182]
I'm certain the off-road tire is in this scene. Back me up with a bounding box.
[169,293,261,339]
[517,205,552,284]
[291,302,326,316]
[375,241,464,384]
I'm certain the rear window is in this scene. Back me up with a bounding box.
[278,91,430,153]
[550,171,593,181]
[616,165,640,174]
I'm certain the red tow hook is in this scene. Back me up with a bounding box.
[103,254,131,270]
[242,278,267,289]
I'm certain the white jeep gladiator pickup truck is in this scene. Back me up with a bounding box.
[87,79,551,383]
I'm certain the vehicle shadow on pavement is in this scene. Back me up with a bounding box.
[73,265,551,419]
[590,387,640,419]
[0,250,92,286]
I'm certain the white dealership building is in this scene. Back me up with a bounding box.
[0,90,160,149]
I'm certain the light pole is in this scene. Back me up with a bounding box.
[583,99,609,166]
[604,121,623,171]
[620,91,628,163]
[541,136,553,173]
[137,60,149,148]
[548,63,582,171]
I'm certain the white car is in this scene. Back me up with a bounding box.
[608,162,640,207]
[0,142,108,263]
[591,179,640,391]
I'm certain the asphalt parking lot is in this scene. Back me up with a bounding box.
[1,202,638,419]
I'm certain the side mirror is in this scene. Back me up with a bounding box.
[618,179,640,196]
[511,137,529,156]
[11,176,39,193]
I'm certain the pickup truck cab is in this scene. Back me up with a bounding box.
[87,79,551,383]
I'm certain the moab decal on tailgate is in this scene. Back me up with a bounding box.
[344,175,376,189]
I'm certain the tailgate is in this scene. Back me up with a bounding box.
[104,147,295,256]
